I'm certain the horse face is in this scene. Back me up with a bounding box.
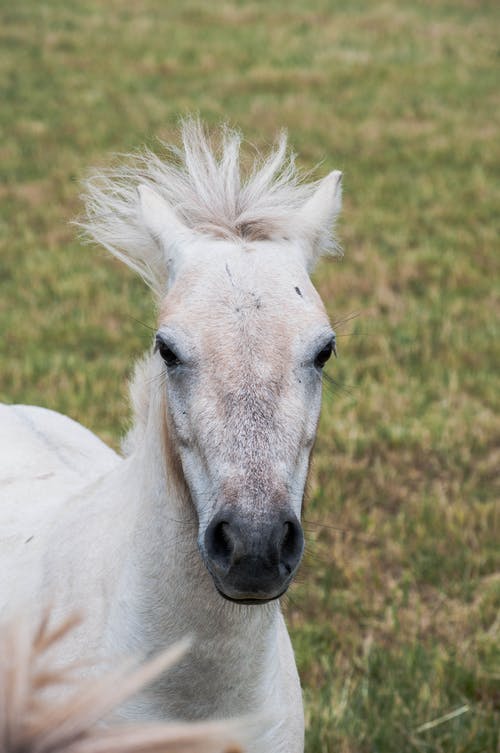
[156,240,334,603]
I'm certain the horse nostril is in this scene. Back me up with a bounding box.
[214,522,232,559]
[280,519,304,574]
[205,520,234,571]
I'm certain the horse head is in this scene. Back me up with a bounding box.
[82,121,342,604]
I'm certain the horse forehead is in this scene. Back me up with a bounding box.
[159,244,326,331]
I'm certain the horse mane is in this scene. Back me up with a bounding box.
[0,609,242,753]
[79,119,338,293]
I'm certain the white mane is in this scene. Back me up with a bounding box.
[79,119,341,292]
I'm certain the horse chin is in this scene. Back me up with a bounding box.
[214,584,288,606]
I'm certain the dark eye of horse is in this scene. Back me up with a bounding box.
[155,337,181,368]
[314,340,334,369]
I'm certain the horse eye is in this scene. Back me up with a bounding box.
[314,339,335,369]
[155,337,181,368]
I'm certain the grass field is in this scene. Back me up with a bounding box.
[0,1,498,750]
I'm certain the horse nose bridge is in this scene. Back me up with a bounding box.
[220,466,290,511]
[219,379,287,453]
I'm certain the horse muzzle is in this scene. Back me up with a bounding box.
[202,508,304,603]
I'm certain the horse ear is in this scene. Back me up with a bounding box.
[137,184,191,282]
[297,170,342,271]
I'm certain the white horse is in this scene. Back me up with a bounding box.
[0,121,342,753]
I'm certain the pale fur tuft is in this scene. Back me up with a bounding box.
[78,119,342,293]
[121,353,158,455]
[0,609,242,753]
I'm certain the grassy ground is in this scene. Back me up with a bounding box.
[0,1,498,750]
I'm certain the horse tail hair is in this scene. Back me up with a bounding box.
[0,608,243,753]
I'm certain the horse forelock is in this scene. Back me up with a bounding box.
[78,119,339,293]
[129,119,316,242]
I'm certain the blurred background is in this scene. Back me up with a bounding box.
[0,1,498,751]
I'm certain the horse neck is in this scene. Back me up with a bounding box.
[112,358,279,659]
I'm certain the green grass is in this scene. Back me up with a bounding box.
[0,1,498,750]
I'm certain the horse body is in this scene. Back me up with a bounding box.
[0,404,119,610]
[0,122,342,753]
